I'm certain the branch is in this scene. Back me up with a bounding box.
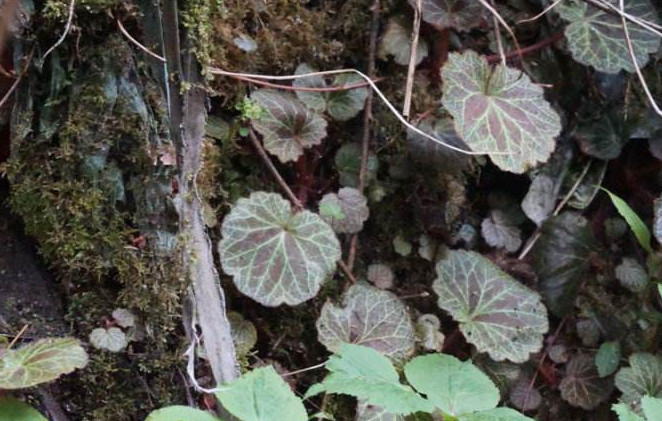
[41,0,76,63]
[403,0,421,117]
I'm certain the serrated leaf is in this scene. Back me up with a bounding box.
[228,312,258,355]
[356,402,405,421]
[0,338,88,389]
[215,366,307,421]
[602,188,652,253]
[251,89,327,163]
[441,51,561,173]
[335,143,379,188]
[378,19,429,66]
[557,0,661,74]
[293,64,368,121]
[409,0,485,31]
[319,188,370,234]
[616,353,662,406]
[307,344,434,415]
[433,250,549,363]
[0,397,47,421]
[613,403,645,421]
[457,408,535,421]
[219,192,341,306]
[481,210,522,253]
[530,212,595,317]
[616,258,649,293]
[596,341,622,378]
[89,327,128,352]
[111,308,136,328]
[404,354,499,416]
[145,406,221,421]
[509,376,541,412]
[642,395,662,420]
[316,284,415,360]
[560,354,613,410]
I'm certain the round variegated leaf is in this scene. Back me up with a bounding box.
[433,250,549,363]
[0,338,88,389]
[441,51,561,174]
[378,19,429,66]
[89,327,128,352]
[293,64,368,121]
[557,0,660,74]
[408,0,486,31]
[319,187,369,234]
[111,308,136,328]
[316,284,415,360]
[251,89,328,163]
[559,354,613,410]
[219,192,341,306]
[616,353,662,406]
[367,263,395,290]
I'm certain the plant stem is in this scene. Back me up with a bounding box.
[486,31,565,64]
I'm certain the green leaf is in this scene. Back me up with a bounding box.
[457,408,535,421]
[215,366,307,421]
[615,258,649,293]
[616,353,662,406]
[0,397,47,421]
[559,354,613,410]
[335,143,379,188]
[441,51,562,173]
[601,188,652,253]
[308,344,434,415]
[251,89,328,163]
[404,354,499,416]
[145,406,221,421]
[596,341,622,378]
[530,212,595,317]
[0,338,88,389]
[319,202,345,221]
[293,64,369,121]
[228,312,257,356]
[219,192,341,306]
[433,250,549,363]
[575,112,632,160]
[612,403,645,421]
[319,188,369,234]
[89,327,128,352]
[642,395,662,420]
[409,0,486,31]
[316,284,415,360]
[378,19,429,66]
[556,0,660,74]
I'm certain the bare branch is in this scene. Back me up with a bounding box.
[42,0,75,63]
[403,0,422,117]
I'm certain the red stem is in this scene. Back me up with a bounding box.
[486,31,565,64]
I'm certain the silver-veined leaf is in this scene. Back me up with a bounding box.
[89,327,128,352]
[0,397,47,421]
[316,284,415,360]
[319,187,369,234]
[616,353,662,406]
[251,89,328,162]
[481,210,522,253]
[404,353,500,416]
[306,344,435,415]
[219,192,341,306]
[433,250,549,363]
[409,0,486,31]
[0,338,88,389]
[556,0,660,74]
[293,64,368,121]
[215,366,307,421]
[559,354,613,410]
[441,51,561,173]
[145,406,221,421]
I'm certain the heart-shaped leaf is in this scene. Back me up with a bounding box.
[616,353,662,406]
[111,308,136,328]
[378,19,429,66]
[481,210,522,253]
[251,89,328,163]
[404,354,500,416]
[319,187,369,234]
[0,397,47,421]
[294,64,368,121]
[557,0,661,74]
[530,212,595,317]
[219,192,341,306]
[215,366,308,421]
[433,250,549,363]
[559,354,613,410]
[306,344,434,415]
[408,0,486,31]
[441,51,562,173]
[145,406,221,421]
[89,327,128,352]
[316,284,415,360]
[0,338,88,389]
